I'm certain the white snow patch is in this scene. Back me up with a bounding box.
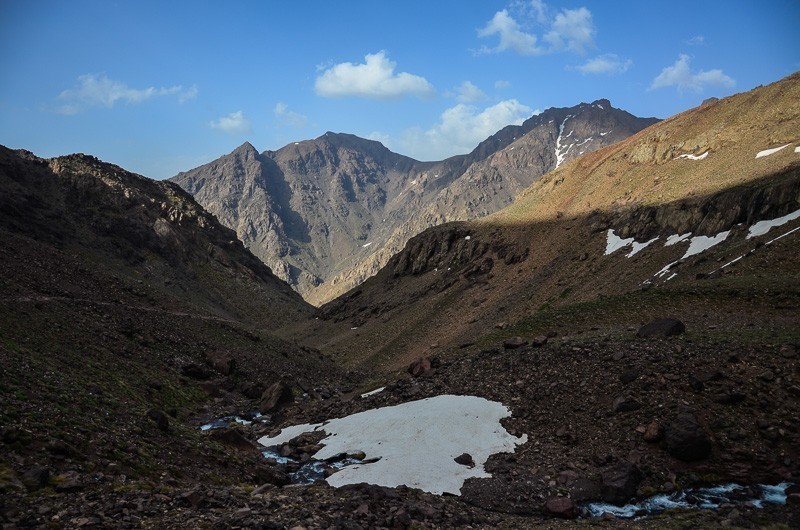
[554,115,573,169]
[665,233,692,246]
[600,131,611,136]
[655,231,729,278]
[359,387,385,398]
[755,144,790,158]
[626,237,659,257]
[677,151,709,161]
[747,208,800,239]
[597,104,604,110]
[795,146,800,154]
[604,229,634,255]
[465,235,471,240]
[258,395,527,496]
[410,179,417,185]
[683,231,730,259]
[362,242,372,248]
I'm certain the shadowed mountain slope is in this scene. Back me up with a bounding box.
[171,102,658,305]
[0,147,355,500]
[305,71,800,371]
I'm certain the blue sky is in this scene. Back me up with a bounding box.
[1,1,798,179]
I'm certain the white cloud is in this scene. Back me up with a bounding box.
[178,85,198,103]
[478,4,595,56]
[527,0,549,24]
[398,99,535,161]
[650,54,735,93]
[315,51,434,99]
[209,111,252,134]
[543,7,595,54]
[494,80,511,90]
[576,53,632,75]
[686,35,705,46]
[274,102,308,128]
[453,81,487,103]
[477,10,543,55]
[56,74,196,114]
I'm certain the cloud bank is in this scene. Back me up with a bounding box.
[650,54,735,93]
[57,74,196,114]
[478,3,595,56]
[315,51,434,99]
[576,53,632,75]
[397,99,535,161]
[274,102,308,128]
[209,111,252,134]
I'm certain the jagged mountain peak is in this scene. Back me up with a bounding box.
[172,99,658,304]
[233,140,258,155]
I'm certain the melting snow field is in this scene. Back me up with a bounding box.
[257,395,527,496]
[755,144,790,158]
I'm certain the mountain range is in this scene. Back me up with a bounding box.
[171,100,658,304]
[1,73,799,527]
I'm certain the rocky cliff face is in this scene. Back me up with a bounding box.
[171,102,658,304]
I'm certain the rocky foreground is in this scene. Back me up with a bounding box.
[5,312,798,529]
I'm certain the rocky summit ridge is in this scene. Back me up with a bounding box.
[171,100,658,305]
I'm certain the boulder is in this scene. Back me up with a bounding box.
[612,395,641,413]
[259,382,294,414]
[601,462,643,504]
[54,470,83,493]
[253,464,290,487]
[665,413,712,461]
[146,408,170,431]
[407,357,432,377]
[503,336,528,349]
[454,453,475,467]
[643,422,664,443]
[209,428,257,451]
[205,351,236,375]
[181,363,212,380]
[713,391,746,405]
[637,318,686,338]
[543,497,577,519]
[21,466,50,492]
[531,335,549,347]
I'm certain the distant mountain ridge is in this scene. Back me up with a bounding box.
[171,100,658,304]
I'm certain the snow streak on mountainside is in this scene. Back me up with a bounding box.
[171,100,658,304]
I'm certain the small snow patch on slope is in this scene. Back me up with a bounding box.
[747,208,800,239]
[604,229,634,255]
[605,231,658,256]
[756,144,790,158]
[360,387,385,398]
[554,115,573,169]
[677,151,709,161]
[665,233,692,246]
[626,237,659,257]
